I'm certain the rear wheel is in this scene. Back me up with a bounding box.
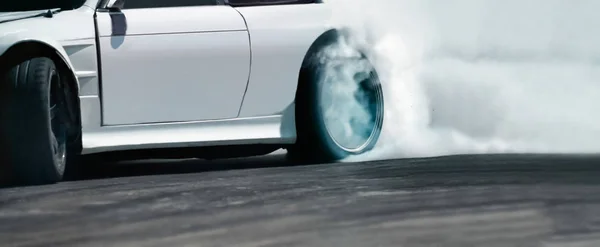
[289,40,384,162]
[0,57,73,185]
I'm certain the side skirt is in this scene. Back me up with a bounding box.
[81,113,296,155]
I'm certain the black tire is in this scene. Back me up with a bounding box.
[289,41,385,162]
[0,57,73,185]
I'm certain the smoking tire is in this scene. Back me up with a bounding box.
[0,57,73,186]
[289,42,385,162]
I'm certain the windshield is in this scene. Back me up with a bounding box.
[0,0,87,12]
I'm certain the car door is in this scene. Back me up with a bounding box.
[95,0,251,125]
[224,0,329,118]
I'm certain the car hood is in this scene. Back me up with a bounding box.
[0,9,59,24]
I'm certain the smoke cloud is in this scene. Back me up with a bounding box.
[321,0,600,161]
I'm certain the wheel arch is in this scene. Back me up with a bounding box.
[295,27,381,98]
[295,28,335,104]
[0,38,80,88]
[295,28,353,98]
[0,40,82,145]
[299,29,343,69]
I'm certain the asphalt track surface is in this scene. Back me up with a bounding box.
[2,153,600,247]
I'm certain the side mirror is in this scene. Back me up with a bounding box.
[106,0,125,11]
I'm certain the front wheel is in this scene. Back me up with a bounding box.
[0,57,73,185]
[289,43,384,162]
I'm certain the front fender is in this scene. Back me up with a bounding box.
[0,31,83,136]
[0,31,77,77]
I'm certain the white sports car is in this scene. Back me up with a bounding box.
[0,0,384,186]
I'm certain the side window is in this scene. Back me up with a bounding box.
[122,0,220,9]
[226,0,317,7]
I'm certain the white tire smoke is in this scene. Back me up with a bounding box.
[322,0,600,161]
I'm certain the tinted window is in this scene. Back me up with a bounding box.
[123,0,219,9]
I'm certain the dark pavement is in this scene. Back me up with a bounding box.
[2,153,600,246]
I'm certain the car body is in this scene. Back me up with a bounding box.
[0,0,385,185]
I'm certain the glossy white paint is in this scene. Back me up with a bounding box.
[83,0,102,9]
[80,96,103,131]
[82,115,296,154]
[0,2,336,155]
[61,38,99,96]
[96,7,248,35]
[236,4,333,117]
[80,96,297,154]
[96,6,251,125]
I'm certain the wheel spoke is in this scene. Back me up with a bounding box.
[50,105,57,120]
[320,59,383,152]
[48,69,68,170]
[50,131,59,154]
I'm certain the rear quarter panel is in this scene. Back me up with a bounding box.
[236,3,333,117]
